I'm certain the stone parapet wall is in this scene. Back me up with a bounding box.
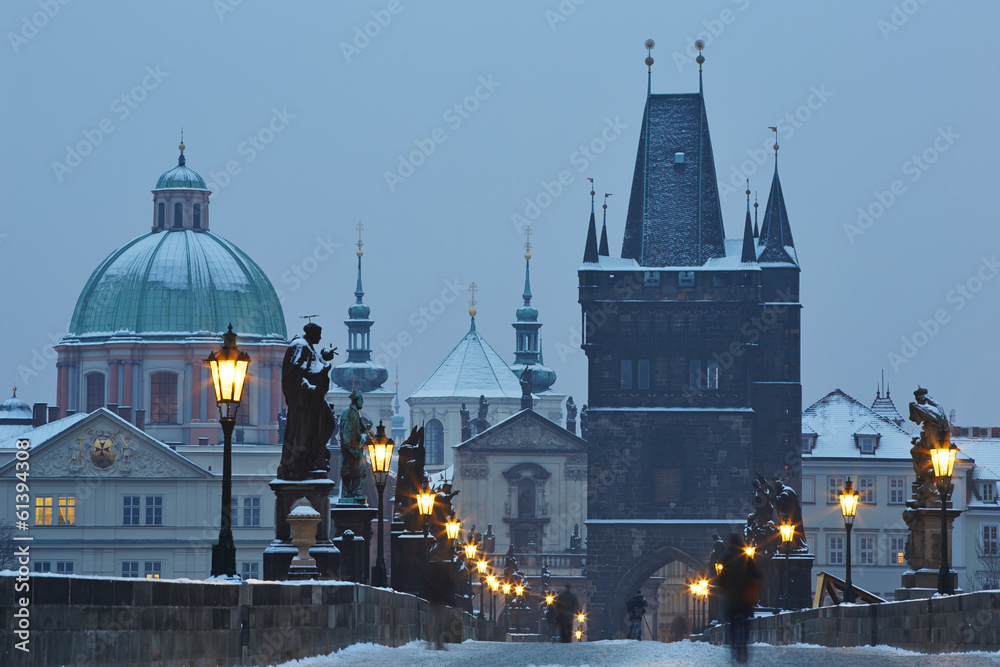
[1,575,477,667]
[701,591,1000,654]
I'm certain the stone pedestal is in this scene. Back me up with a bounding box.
[330,505,377,584]
[391,528,431,595]
[263,478,340,580]
[895,506,961,599]
[771,552,814,611]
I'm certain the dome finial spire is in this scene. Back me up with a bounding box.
[695,39,705,93]
[599,193,611,256]
[644,39,655,96]
[178,128,186,166]
[355,221,365,303]
[468,281,478,320]
[769,125,779,163]
[522,227,533,305]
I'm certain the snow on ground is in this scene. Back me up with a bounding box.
[273,639,1000,667]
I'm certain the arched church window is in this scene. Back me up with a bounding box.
[193,203,201,229]
[173,202,183,228]
[85,373,105,413]
[150,372,178,424]
[425,419,444,466]
[517,477,536,518]
[157,203,165,229]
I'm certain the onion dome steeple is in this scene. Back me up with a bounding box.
[331,222,389,393]
[511,230,556,393]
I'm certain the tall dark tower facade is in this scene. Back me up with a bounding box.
[581,57,802,637]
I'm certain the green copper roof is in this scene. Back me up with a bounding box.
[155,164,208,190]
[68,230,287,340]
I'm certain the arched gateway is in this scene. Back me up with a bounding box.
[579,50,803,638]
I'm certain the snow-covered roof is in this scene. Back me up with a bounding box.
[802,389,913,458]
[408,318,521,400]
[871,392,908,427]
[954,437,1000,481]
[0,411,89,450]
[579,240,759,272]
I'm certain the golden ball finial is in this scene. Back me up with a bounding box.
[357,249,364,258]
[645,39,655,50]
[524,252,531,260]
[469,306,477,318]
[179,142,185,152]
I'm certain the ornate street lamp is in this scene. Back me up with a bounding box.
[779,523,794,610]
[366,420,395,587]
[839,477,860,603]
[714,562,724,576]
[476,559,488,620]
[931,443,958,595]
[416,486,435,582]
[204,324,250,578]
[488,574,499,622]
[445,516,461,542]
[743,543,756,559]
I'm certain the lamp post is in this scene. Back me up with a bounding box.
[366,420,395,587]
[205,324,250,578]
[931,443,958,595]
[778,523,794,610]
[416,487,436,583]
[462,541,477,613]
[488,574,499,622]
[476,558,488,620]
[839,477,860,604]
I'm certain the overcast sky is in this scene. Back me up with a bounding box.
[2,1,999,427]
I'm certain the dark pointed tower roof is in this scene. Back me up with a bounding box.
[753,192,759,238]
[599,194,611,257]
[620,62,726,266]
[583,184,599,263]
[331,223,389,392]
[511,232,556,392]
[741,183,756,264]
[756,145,797,265]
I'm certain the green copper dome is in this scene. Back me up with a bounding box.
[155,164,208,190]
[68,230,287,341]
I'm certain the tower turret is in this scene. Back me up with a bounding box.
[511,229,556,393]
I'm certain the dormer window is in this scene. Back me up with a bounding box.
[801,434,816,454]
[678,271,695,287]
[856,434,878,455]
[983,481,997,503]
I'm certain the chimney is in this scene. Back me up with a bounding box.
[118,406,132,423]
[66,409,77,417]
[47,406,60,423]
[107,403,119,415]
[32,403,47,427]
[198,437,209,446]
[134,409,146,431]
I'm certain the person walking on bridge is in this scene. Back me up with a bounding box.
[625,590,647,639]
[718,534,761,664]
[553,584,580,643]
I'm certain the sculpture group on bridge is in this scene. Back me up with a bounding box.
[742,473,808,556]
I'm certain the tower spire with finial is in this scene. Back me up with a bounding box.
[178,128,186,166]
[522,227,533,304]
[769,126,779,163]
[741,179,757,263]
[599,193,611,256]
[583,179,599,263]
[355,221,365,303]
[468,282,478,331]
[644,39,655,97]
[695,39,705,94]
[753,191,759,238]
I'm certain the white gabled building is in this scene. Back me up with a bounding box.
[951,433,1000,591]
[0,408,277,579]
[800,388,972,599]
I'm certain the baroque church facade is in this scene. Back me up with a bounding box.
[581,56,803,637]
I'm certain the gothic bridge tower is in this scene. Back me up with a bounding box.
[580,43,802,637]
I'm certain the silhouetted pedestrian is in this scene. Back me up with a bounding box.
[625,590,647,639]
[423,559,457,650]
[553,584,580,643]
[718,534,761,664]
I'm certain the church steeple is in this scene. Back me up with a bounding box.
[599,193,611,256]
[512,229,556,392]
[583,181,599,263]
[331,222,388,392]
[741,181,756,264]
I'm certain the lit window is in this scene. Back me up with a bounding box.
[144,562,162,579]
[828,536,844,565]
[858,477,875,504]
[889,536,906,565]
[150,372,178,424]
[123,496,140,525]
[983,482,997,503]
[859,536,875,565]
[85,373,105,413]
[145,496,163,526]
[240,562,260,580]
[706,361,719,390]
[121,561,139,578]
[35,497,53,525]
[620,360,633,390]
[828,477,845,504]
[243,497,261,527]
[889,477,906,504]
[57,496,75,525]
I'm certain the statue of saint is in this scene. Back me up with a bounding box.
[473,395,490,435]
[460,403,471,441]
[580,404,589,440]
[395,426,426,531]
[277,323,337,480]
[338,389,370,503]
[907,387,951,508]
[570,524,582,552]
[771,477,808,551]
[565,396,577,434]
[519,368,534,404]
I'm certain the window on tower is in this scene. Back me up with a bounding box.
[193,203,201,229]
[637,360,650,390]
[425,419,444,465]
[688,361,702,390]
[85,372,105,413]
[706,361,719,389]
[173,202,183,228]
[150,372,178,424]
[157,202,165,229]
[620,360,633,390]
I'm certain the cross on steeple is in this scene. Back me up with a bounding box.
[356,221,364,256]
[300,314,319,323]
[524,227,532,256]
[468,282,477,309]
